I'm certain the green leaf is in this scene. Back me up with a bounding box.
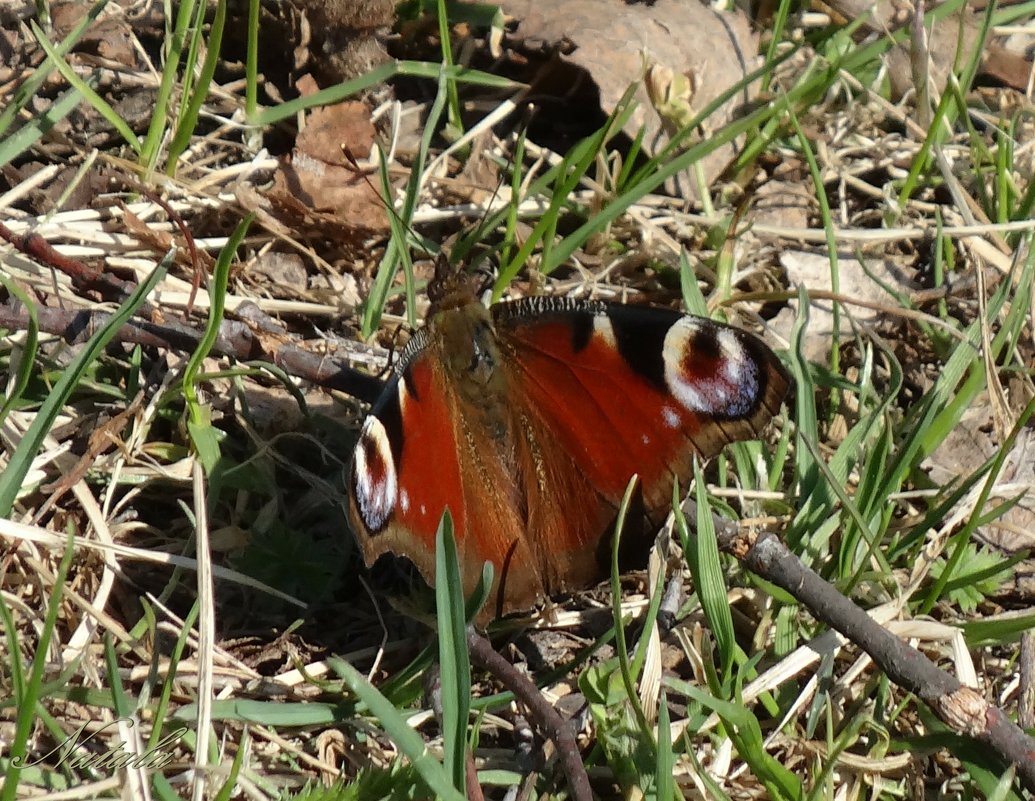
[689,462,736,677]
[672,681,802,801]
[181,214,254,471]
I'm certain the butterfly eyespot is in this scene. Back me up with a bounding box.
[663,319,760,418]
[352,417,398,533]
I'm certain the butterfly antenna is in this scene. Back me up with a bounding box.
[342,144,438,262]
[461,120,530,298]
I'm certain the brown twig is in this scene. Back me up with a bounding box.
[466,628,592,801]
[0,301,387,405]
[0,220,142,307]
[712,518,1035,792]
[1019,631,1034,731]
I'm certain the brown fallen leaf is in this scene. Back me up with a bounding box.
[924,406,1035,554]
[249,251,308,295]
[51,0,139,69]
[504,0,760,198]
[236,185,383,261]
[267,76,387,230]
[118,202,215,274]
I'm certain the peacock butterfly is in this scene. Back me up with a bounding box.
[347,273,789,619]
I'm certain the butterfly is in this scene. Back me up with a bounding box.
[348,275,789,619]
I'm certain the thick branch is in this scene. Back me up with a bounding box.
[716,522,1035,792]
[467,629,592,801]
[0,302,387,405]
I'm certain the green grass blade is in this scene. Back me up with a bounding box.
[181,214,253,471]
[103,633,132,718]
[252,62,518,127]
[166,0,227,172]
[687,461,736,678]
[337,661,466,801]
[212,727,248,801]
[434,0,463,136]
[610,476,656,746]
[435,510,471,794]
[673,682,802,801]
[0,0,107,139]
[0,84,86,169]
[30,22,142,154]
[656,691,675,801]
[148,601,200,750]
[0,592,26,720]
[921,391,1035,614]
[0,252,172,516]
[2,528,76,801]
[361,69,450,335]
[140,0,197,170]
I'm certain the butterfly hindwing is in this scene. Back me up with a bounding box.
[348,304,590,613]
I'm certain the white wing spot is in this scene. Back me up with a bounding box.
[420,504,428,517]
[352,417,397,531]
[593,315,616,348]
[717,329,748,383]
[662,405,681,428]
[396,377,409,411]
[400,488,410,514]
[642,433,651,445]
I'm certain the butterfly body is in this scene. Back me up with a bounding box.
[349,288,789,618]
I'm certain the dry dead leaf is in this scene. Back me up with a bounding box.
[263,91,388,237]
[504,0,759,197]
[271,96,387,230]
[119,203,215,273]
[237,186,383,260]
[51,0,139,69]
[249,251,308,294]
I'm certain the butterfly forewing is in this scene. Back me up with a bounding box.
[494,298,789,510]
[348,314,560,612]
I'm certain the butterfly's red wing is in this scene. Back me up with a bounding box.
[349,296,789,618]
[348,307,602,615]
[494,298,789,512]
